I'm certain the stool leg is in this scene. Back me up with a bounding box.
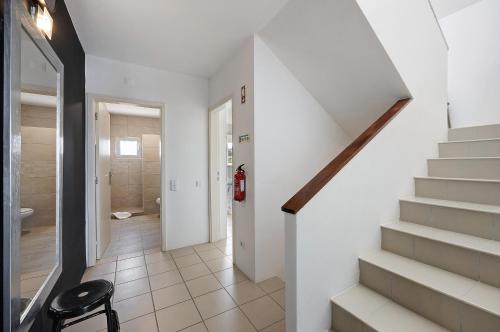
[52,318,63,332]
[105,301,114,331]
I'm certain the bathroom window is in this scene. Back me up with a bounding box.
[116,137,141,158]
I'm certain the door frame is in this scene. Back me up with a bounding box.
[209,99,233,244]
[85,94,167,266]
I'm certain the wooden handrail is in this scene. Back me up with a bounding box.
[281,98,412,214]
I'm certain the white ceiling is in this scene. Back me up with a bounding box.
[431,0,483,18]
[65,0,289,78]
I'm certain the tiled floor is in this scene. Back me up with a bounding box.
[76,216,285,332]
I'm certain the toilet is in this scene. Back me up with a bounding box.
[20,208,34,236]
[20,208,34,219]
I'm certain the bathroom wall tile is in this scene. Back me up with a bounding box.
[143,161,161,175]
[128,117,153,128]
[129,172,142,185]
[111,125,127,137]
[143,134,160,147]
[143,147,160,162]
[111,115,128,125]
[22,144,56,162]
[144,175,161,187]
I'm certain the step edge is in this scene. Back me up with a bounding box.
[414,176,500,183]
[440,138,500,144]
[399,197,500,214]
[359,251,500,318]
[381,221,498,256]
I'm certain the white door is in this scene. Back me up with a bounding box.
[210,104,229,242]
[96,104,112,258]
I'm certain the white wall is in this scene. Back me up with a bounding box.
[258,0,409,138]
[286,0,448,330]
[86,55,209,250]
[209,39,256,280]
[440,0,500,127]
[431,0,483,18]
[253,36,351,282]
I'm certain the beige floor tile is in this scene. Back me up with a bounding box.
[240,296,285,330]
[194,243,216,253]
[147,260,177,276]
[171,247,195,258]
[145,251,173,264]
[270,289,285,309]
[214,268,248,287]
[225,280,266,305]
[82,272,115,284]
[115,266,148,284]
[152,283,191,310]
[193,288,237,319]
[83,262,116,279]
[204,308,256,332]
[117,256,146,272]
[119,313,158,332]
[65,307,107,332]
[180,263,212,281]
[261,320,285,332]
[258,277,284,294]
[114,293,154,322]
[186,274,222,297]
[205,257,233,273]
[198,249,225,262]
[156,300,202,332]
[144,247,162,255]
[149,270,183,291]
[118,251,144,261]
[114,277,150,302]
[95,256,117,265]
[181,322,208,332]
[175,254,203,268]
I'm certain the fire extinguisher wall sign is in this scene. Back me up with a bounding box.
[234,164,246,202]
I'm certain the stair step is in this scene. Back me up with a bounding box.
[359,250,500,331]
[382,221,500,287]
[414,176,500,205]
[331,284,448,332]
[448,124,500,141]
[399,197,500,240]
[439,138,500,158]
[428,158,500,180]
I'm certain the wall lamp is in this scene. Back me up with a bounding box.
[29,1,54,39]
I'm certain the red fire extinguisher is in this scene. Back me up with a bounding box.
[234,164,246,202]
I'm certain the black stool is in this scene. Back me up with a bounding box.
[49,279,119,332]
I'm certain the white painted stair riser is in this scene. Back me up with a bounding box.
[381,225,500,288]
[415,177,500,205]
[448,124,500,141]
[439,139,500,158]
[427,158,500,180]
[399,199,500,241]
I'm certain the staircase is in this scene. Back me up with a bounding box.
[331,124,500,332]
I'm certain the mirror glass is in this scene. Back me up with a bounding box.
[19,27,59,316]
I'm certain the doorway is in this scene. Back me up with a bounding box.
[86,96,167,266]
[209,100,233,244]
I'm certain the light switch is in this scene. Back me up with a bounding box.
[170,179,177,191]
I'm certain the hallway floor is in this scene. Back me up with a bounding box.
[76,217,285,332]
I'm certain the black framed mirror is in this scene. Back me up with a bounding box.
[3,0,64,330]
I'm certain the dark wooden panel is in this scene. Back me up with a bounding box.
[282,98,411,215]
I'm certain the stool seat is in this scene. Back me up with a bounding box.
[49,279,114,319]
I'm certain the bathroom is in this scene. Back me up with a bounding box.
[98,105,163,258]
